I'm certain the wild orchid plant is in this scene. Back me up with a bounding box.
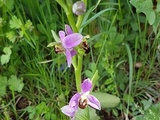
[48,0,120,119]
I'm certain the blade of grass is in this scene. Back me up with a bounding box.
[123,43,133,116]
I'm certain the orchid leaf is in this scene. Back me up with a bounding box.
[91,92,120,108]
[75,107,100,120]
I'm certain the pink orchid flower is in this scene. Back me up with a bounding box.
[59,25,83,67]
[61,79,101,119]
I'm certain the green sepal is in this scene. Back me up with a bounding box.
[47,42,59,47]
[51,30,61,42]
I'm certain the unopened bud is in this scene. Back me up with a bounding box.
[72,1,86,15]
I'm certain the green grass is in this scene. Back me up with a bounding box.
[0,0,160,120]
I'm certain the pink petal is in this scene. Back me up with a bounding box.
[70,49,77,56]
[87,95,101,110]
[59,31,65,42]
[69,93,81,106]
[65,49,72,67]
[61,105,77,117]
[61,93,80,117]
[65,24,73,35]
[63,33,83,48]
[81,79,92,93]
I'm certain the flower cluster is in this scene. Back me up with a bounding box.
[61,79,101,119]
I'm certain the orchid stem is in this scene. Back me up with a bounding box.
[75,54,83,92]
[76,15,83,30]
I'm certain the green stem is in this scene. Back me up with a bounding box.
[76,0,87,29]
[82,0,87,6]
[75,54,83,92]
[76,15,84,30]
[66,12,78,32]
[66,0,78,32]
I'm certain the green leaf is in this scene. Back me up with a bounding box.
[85,70,93,78]
[1,54,10,65]
[6,31,16,43]
[9,15,22,29]
[8,75,24,92]
[156,2,160,13]
[148,11,156,25]
[90,62,96,72]
[130,0,155,25]
[141,99,152,110]
[5,0,14,11]
[3,47,12,55]
[0,75,8,97]
[123,94,134,105]
[24,20,32,30]
[26,106,36,119]
[36,102,47,114]
[115,34,124,44]
[75,108,88,120]
[130,20,139,31]
[91,92,120,108]
[1,47,12,65]
[75,107,100,120]
[153,14,160,33]
[89,108,101,120]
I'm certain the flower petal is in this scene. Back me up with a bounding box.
[81,78,92,93]
[63,33,83,48]
[65,49,72,67]
[59,31,65,42]
[70,49,77,56]
[69,93,81,107]
[61,93,80,118]
[87,94,101,110]
[65,24,73,35]
[61,105,77,117]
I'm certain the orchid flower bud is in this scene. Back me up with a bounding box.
[72,1,86,15]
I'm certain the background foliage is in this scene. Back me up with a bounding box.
[0,0,160,120]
